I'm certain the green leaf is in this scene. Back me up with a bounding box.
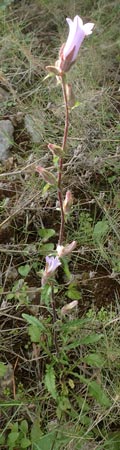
[93,219,109,241]
[71,100,80,110]
[22,314,45,330]
[0,434,5,445]
[33,431,59,450]
[0,401,21,407]
[80,377,111,407]
[7,431,19,445]
[45,365,57,400]
[6,293,14,300]
[0,362,7,377]
[28,325,41,343]
[38,228,55,242]
[18,264,31,277]
[21,437,31,448]
[84,353,105,367]
[41,284,52,306]
[39,243,54,255]
[20,420,28,434]
[66,286,81,300]
[88,381,111,407]
[80,333,104,345]
[31,419,43,445]
[22,314,45,343]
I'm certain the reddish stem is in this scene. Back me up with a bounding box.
[58,76,69,245]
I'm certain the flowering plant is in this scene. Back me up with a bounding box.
[37,14,94,351]
[58,15,94,73]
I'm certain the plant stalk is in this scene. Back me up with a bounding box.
[58,75,69,245]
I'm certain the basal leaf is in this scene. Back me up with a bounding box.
[45,365,57,400]
[84,352,105,367]
[88,380,111,407]
[38,228,55,242]
[18,264,31,277]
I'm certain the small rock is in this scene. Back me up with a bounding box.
[0,120,14,162]
[24,114,43,143]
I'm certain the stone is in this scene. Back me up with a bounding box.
[24,114,43,143]
[0,120,14,162]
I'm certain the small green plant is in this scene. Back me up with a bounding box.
[7,420,31,450]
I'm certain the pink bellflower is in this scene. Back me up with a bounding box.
[42,256,61,286]
[58,15,94,72]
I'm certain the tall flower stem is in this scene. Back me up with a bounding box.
[58,75,69,245]
[51,284,59,355]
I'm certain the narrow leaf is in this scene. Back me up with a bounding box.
[45,365,57,400]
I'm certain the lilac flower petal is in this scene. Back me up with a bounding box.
[63,15,94,64]
[83,23,94,35]
[74,15,83,28]
[45,255,61,274]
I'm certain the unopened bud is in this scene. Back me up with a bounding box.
[48,143,63,157]
[36,166,56,185]
[66,83,76,108]
[57,241,77,257]
[63,190,73,214]
[61,300,78,315]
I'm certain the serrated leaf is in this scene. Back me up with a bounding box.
[18,264,31,277]
[84,353,105,367]
[28,325,41,343]
[22,314,45,330]
[0,362,7,377]
[38,228,55,242]
[88,381,111,407]
[45,365,57,400]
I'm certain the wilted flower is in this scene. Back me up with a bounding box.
[63,190,73,214]
[42,256,61,286]
[57,241,77,257]
[58,15,94,72]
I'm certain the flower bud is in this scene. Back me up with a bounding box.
[63,190,73,214]
[48,143,63,157]
[57,241,77,257]
[36,166,56,185]
[61,300,78,315]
